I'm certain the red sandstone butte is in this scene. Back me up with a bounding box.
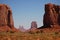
[29,21,37,32]
[31,21,37,29]
[0,4,18,32]
[43,3,60,28]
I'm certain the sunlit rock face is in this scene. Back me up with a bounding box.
[43,3,60,27]
[0,4,18,32]
[0,4,14,28]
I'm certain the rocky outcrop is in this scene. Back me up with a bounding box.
[0,4,18,32]
[0,4,14,27]
[43,3,60,28]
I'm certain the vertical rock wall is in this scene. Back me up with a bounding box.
[0,4,14,28]
[43,3,60,27]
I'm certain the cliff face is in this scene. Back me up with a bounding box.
[0,4,14,28]
[0,4,18,32]
[43,3,60,28]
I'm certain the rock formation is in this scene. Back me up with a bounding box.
[0,4,14,27]
[0,4,18,32]
[31,21,37,29]
[29,21,37,32]
[43,3,60,28]
[18,25,26,32]
[26,21,38,33]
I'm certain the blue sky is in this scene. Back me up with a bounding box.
[0,0,60,29]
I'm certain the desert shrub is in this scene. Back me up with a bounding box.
[52,31,59,37]
[54,32,59,35]
[40,30,43,33]
[9,30,15,33]
[35,31,39,33]
[28,30,44,34]
[28,31,34,34]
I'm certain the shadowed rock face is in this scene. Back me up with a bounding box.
[43,3,60,27]
[0,4,14,28]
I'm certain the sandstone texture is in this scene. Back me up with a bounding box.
[0,4,18,32]
[43,3,60,28]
